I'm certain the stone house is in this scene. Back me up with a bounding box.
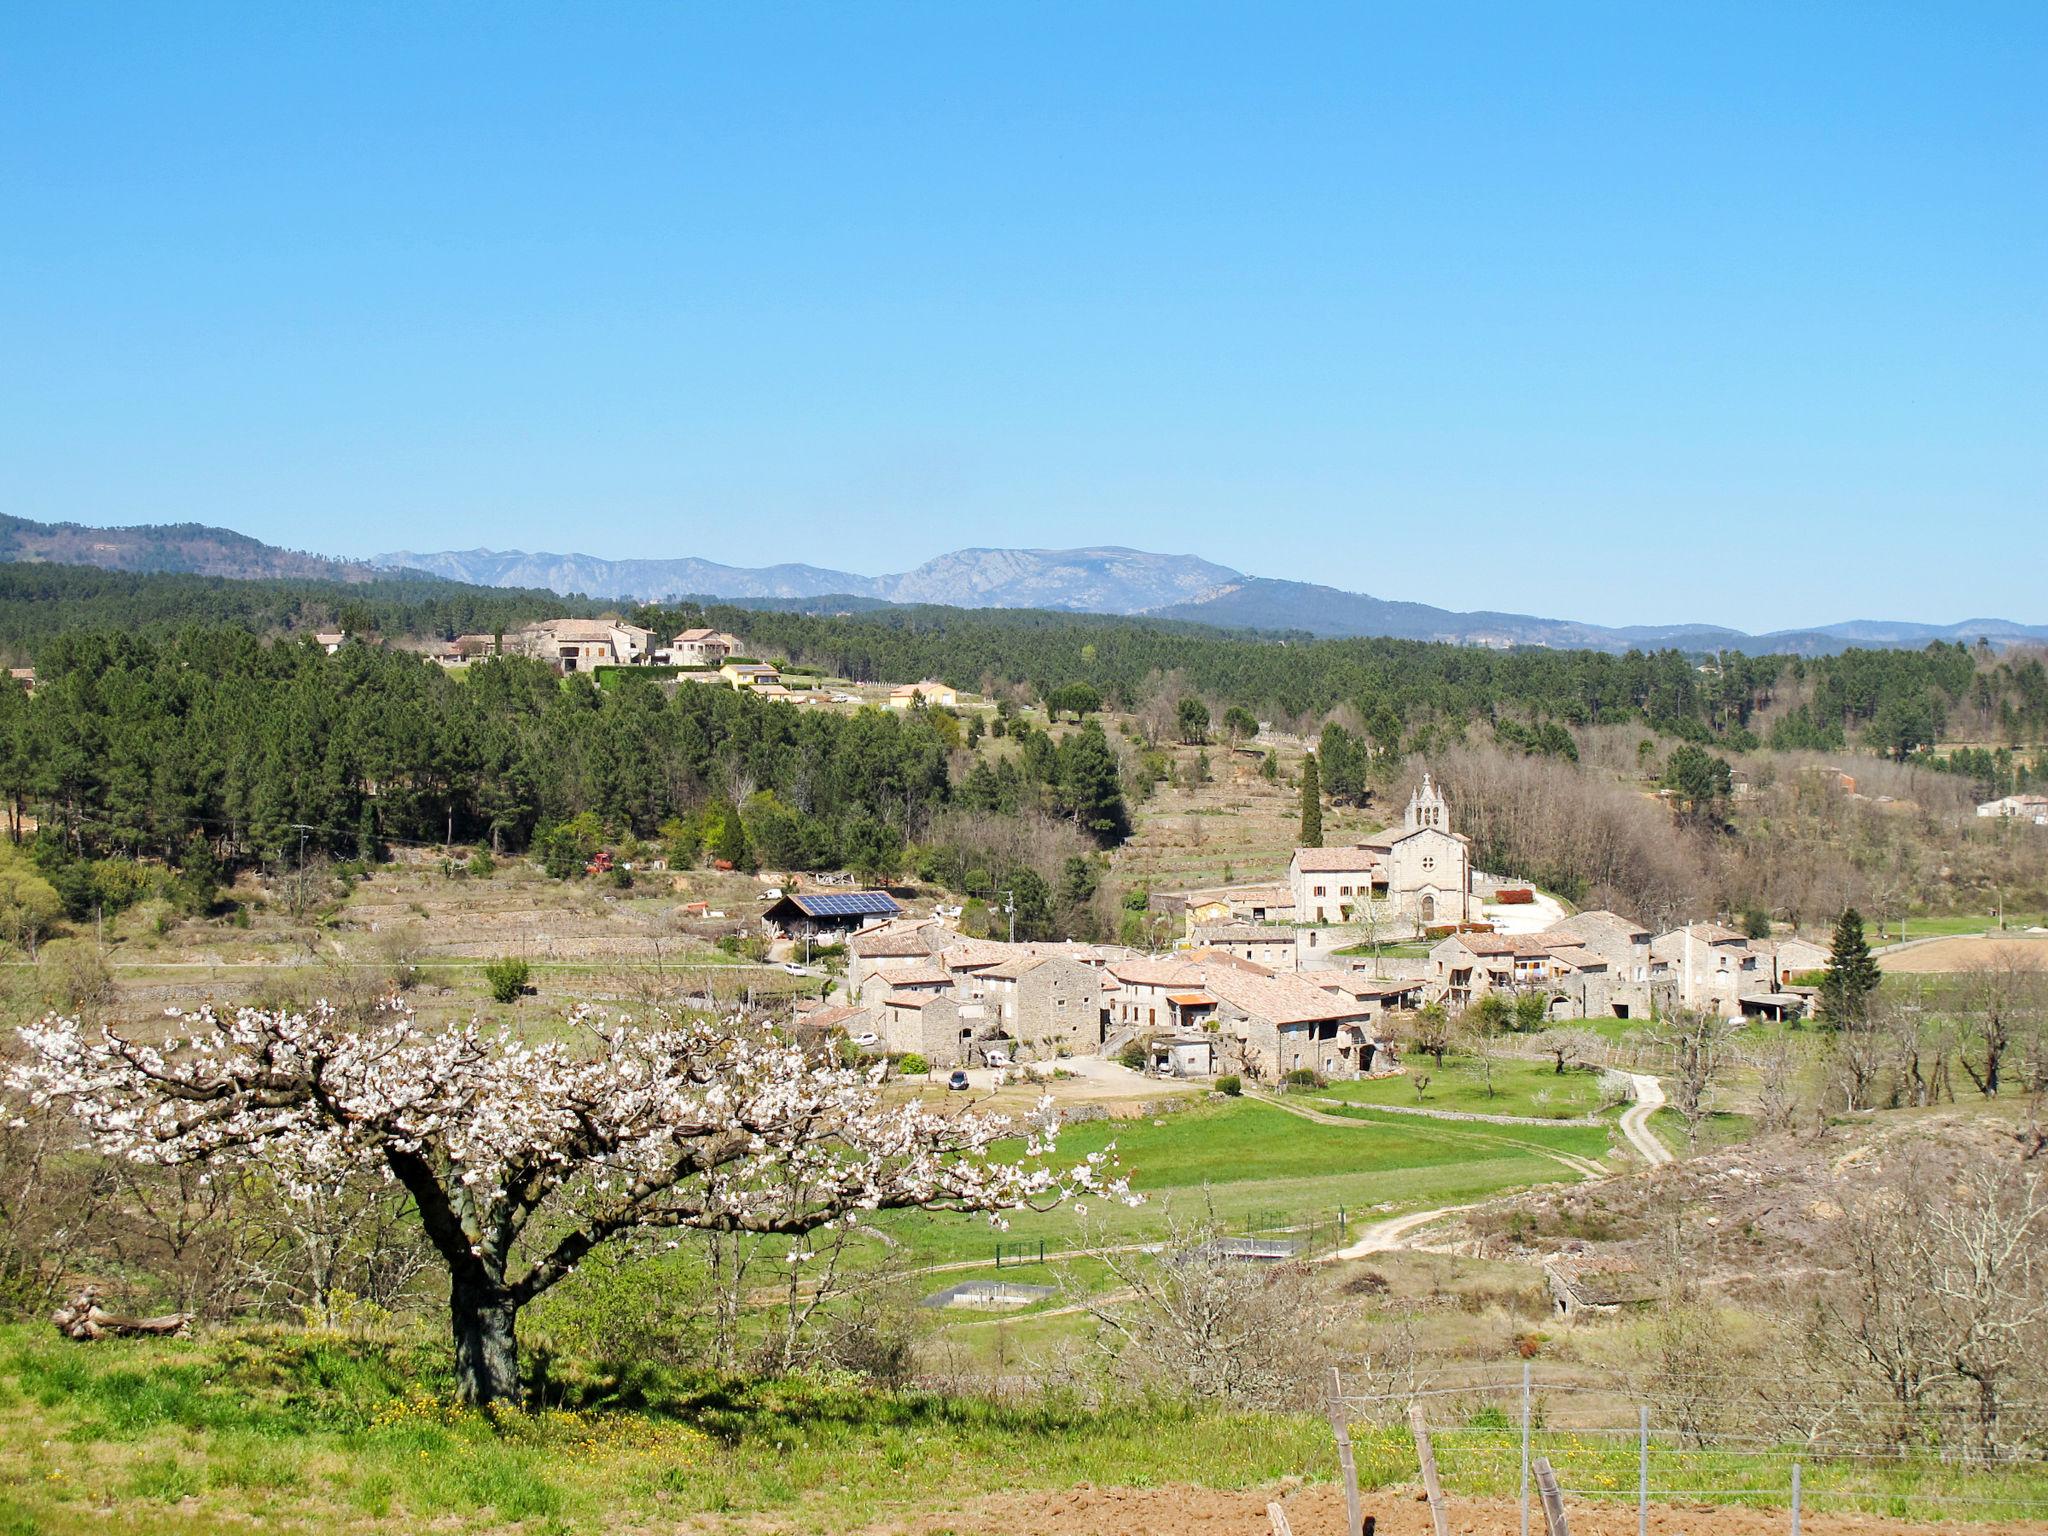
[511,618,655,673]
[1288,775,1472,930]
[1651,923,1764,1016]
[1189,924,1300,971]
[976,953,1103,1059]
[1427,932,1611,1013]
[1105,957,1209,1035]
[1201,966,1380,1081]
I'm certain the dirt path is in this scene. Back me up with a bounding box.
[1324,1202,1475,1261]
[856,1482,2048,1536]
[1619,1073,1671,1167]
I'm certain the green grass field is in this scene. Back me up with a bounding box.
[3,1325,2041,1534]
[1317,1055,1620,1119]
[854,1098,1612,1272]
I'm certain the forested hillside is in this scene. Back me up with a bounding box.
[0,563,605,654]
[0,632,1130,940]
[670,600,2048,758]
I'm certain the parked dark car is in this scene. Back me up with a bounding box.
[947,1069,970,1091]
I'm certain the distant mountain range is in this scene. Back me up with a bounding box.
[373,543,2048,656]
[2,515,2042,656]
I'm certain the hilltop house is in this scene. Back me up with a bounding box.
[511,619,655,672]
[661,628,741,667]
[719,660,783,691]
[886,680,958,709]
[1978,793,2048,824]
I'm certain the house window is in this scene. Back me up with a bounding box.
[1314,885,1326,897]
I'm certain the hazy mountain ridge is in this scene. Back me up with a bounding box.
[379,548,874,602]
[364,542,2048,654]
[0,514,398,584]
[0,516,2040,655]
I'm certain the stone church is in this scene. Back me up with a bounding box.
[1287,773,1473,930]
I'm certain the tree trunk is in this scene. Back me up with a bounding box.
[450,1278,521,1408]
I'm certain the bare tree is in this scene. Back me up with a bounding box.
[1060,1211,1334,1408]
[1957,951,2046,1099]
[1405,1003,1453,1070]
[1537,1026,1603,1076]
[1817,1150,2048,1456]
[1651,1010,1742,1149]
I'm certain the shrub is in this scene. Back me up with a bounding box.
[1116,1041,1148,1072]
[1215,1073,1242,1097]
[483,956,531,1005]
[38,938,114,1013]
[467,847,495,879]
[897,1053,928,1077]
[1283,1067,1324,1089]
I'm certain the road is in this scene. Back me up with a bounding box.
[1618,1072,1672,1166]
[1324,1203,1478,1262]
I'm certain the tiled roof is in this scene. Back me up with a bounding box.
[874,959,950,986]
[1108,957,1207,987]
[1201,966,1370,1026]
[851,925,944,959]
[1182,948,1274,975]
[1544,910,1650,944]
[1192,924,1297,943]
[980,955,1050,981]
[1292,847,1384,873]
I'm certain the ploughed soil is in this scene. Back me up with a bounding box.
[858,1483,2048,1536]
[1879,934,2048,973]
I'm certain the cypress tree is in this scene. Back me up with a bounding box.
[1299,753,1323,847]
[1818,906,1882,1028]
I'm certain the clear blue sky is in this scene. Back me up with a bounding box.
[4,3,2042,630]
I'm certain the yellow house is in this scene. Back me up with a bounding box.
[719,661,782,690]
[886,679,958,709]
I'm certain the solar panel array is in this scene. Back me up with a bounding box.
[792,891,901,917]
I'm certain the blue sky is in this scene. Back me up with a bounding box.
[4,3,2042,630]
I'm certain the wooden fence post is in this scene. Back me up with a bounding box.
[1533,1456,1571,1536]
[1790,1461,1802,1536]
[1408,1402,1449,1536]
[1327,1367,1362,1536]
[1637,1404,1649,1536]
[1266,1501,1294,1536]
[1520,1362,1532,1536]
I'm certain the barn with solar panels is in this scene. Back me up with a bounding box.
[761,890,904,938]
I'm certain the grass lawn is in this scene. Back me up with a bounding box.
[1648,1106,1754,1155]
[0,1324,1332,1536]
[1317,1056,1622,1120]
[3,1325,2042,1533]
[857,1098,1611,1271]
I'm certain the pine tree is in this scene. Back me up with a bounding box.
[1299,753,1323,847]
[1818,906,1882,1028]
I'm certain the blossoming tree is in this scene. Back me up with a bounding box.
[12,1001,1128,1406]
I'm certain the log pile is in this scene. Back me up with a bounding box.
[52,1286,193,1341]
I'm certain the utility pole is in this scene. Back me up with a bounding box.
[1003,889,1016,945]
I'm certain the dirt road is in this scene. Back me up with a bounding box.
[1618,1073,1671,1166]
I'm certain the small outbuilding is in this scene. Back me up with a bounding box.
[762,890,903,938]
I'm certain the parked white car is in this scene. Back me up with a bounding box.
[761,887,784,900]
[851,1032,879,1048]
[782,962,807,975]
[983,1049,1011,1068]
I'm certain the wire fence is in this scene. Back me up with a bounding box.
[1327,1364,2048,1529]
